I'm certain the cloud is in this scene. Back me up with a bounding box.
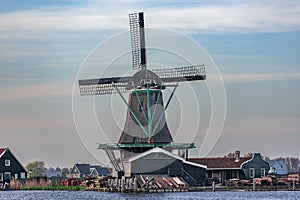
[0,1,300,35]
[0,81,73,101]
[221,72,300,84]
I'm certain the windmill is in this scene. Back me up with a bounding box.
[78,12,206,174]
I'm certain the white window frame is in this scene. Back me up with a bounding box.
[249,168,255,178]
[0,173,3,181]
[261,168,266,177]
[21,172,26,179]
[4,159,10,167]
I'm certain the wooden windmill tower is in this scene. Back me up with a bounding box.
[78,12,206,175]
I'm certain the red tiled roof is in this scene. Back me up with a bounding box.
[187,157,252,169]
[0,148,7,157]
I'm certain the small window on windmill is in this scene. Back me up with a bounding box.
[133,137,139,143]
[139,102,144,111]
[152,93,158,104]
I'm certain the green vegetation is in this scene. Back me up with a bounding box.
[22,185,85,191]
[25,161,45,178]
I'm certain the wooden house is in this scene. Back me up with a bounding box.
[123,147,207,186]
[188,151,270,184]
[0,148,27,188]
[69,163,110,178]
[268,160,288,176]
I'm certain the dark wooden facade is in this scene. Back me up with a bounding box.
[124,147,206,186]
[0,148,27,188]
[119,70,173,145]
[241,153,270,179]
[189,152,270,184]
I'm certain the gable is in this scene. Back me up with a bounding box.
[0,148,26,173]
[74,164,90,175]
[127,148,206,169]
[241,153,270,170]
[71,166,79,174]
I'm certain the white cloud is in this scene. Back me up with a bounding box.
[0,1,300,35]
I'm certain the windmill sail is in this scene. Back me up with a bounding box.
[129,12,146,70]
[152,65,206,83]
[78,76,131,95]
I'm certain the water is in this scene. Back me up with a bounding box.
[0,191,300,200]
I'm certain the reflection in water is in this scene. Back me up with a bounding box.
[0,190,300,200]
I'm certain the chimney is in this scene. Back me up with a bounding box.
[234,151,240,162]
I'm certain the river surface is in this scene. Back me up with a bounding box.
[0,190,300,200]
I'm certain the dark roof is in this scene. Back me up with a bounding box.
[75,164,91,175]
[75,164,110,176]
[188,157,252,169]
[0,148,6,157]
[125,147,206,169]
[91,166,110,176]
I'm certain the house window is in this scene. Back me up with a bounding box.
[15,174,18,179]
[249,168,255,178]
[4,172,11,180]
[207,171,212,179]
[20,173,26,179]
[261,168,266,177]
[5,159,10,167]
[0,173,3,181]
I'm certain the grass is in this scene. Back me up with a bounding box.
[22,185,84,191]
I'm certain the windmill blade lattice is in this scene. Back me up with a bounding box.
[129,12,146,70]
[152,65,206,83]
[78,77,131,95]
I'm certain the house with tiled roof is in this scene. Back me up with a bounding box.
[188,151,270,184]
[0,148,27,189]
[69,163,110,178]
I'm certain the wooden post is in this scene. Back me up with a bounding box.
[212,181,215,192]
[121,178,125,193]
[134,178,137,192]
[253,181,256,191]
[292,179,295,191]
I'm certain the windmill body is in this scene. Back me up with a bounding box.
[78,12,206,176]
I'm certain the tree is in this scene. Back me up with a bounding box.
[244,152,253,157]
[223,152,235,158]
[26,161,45,178]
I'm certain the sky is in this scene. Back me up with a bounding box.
[0,0,299,168]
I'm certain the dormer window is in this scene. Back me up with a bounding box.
[5,159,10,167]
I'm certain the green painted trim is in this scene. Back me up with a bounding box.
[152,85,178,136]
[133,84,148,123]
[114,85,151,138]
[98,143,196,149]
[149,85,163,136]
[146,84,152,137]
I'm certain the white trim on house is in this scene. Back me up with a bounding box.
[240,153,258,169]
[0,148,7,158]
[127,147,207,169]
[249,168,255,178]
[5,159,10,167]
[0,148,27,172]
[206,168,241,170]
[261,168,266,177]
[20,172,26,179]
